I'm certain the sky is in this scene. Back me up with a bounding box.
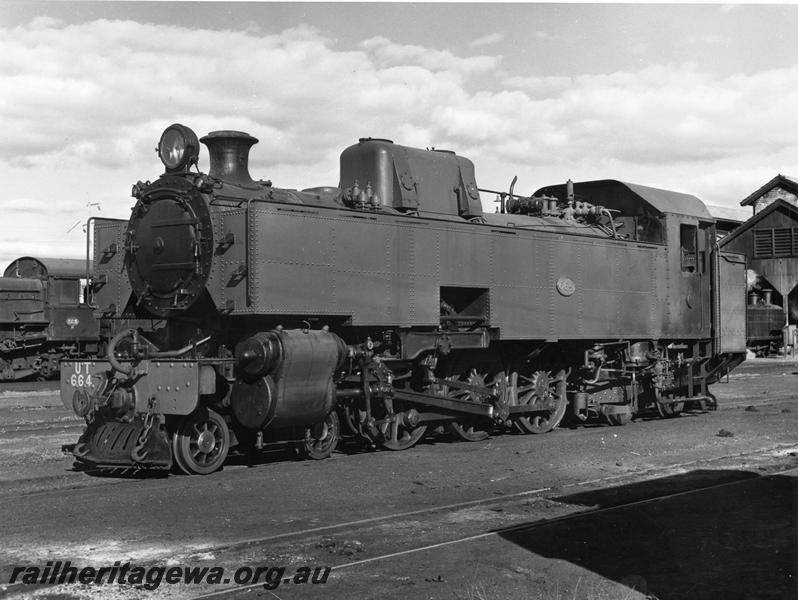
[2,1,798,270]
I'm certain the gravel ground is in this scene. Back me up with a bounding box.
[0,358,796,600]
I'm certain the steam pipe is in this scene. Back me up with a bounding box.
[505,176,518,215]
[107,330,212,375]
[151,336,212,358]
[600,207,618,238]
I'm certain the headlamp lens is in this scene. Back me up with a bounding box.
[157,124,199,171]
[160,129,185,169]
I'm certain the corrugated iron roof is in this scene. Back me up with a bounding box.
[705,204,751,223]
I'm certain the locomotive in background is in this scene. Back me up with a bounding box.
[745,286,786,355]
[0,256,99,380]
[745,291,798,356]
[60,123,748,474]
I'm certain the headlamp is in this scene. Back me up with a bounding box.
[157,124,199,172]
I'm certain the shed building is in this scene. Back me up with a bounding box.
[720,198,798,332]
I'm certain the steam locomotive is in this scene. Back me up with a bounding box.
[746,287,785,355]
[1,256,99,380]
[60,123,747,474]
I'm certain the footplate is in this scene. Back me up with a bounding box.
[74,419,172,469]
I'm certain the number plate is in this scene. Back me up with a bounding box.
[60,360,109,410]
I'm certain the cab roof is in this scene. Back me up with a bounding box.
[3,257,88,279]
[534,179,714,221]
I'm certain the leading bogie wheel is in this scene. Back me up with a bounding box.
[299,411,340,460]
[171,407,230,475]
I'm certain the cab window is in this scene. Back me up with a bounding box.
[680,224,698,273]
[54,279,80,305]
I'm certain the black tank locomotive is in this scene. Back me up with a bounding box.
[60,124,747,474]
[1,256,99,380]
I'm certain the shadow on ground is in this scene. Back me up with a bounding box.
[499,469,797,600]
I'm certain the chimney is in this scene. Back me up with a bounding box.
[200,130,258,187]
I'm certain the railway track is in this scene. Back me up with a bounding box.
[0,418,83,439]
[3,447,795,599]
[194,460,798,599]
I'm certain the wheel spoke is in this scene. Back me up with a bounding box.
[513,368,567,434]
[172,408,230,475]
[299,411,341,459]
[439,361,499,443]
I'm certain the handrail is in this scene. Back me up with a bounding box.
[85,217,97,308]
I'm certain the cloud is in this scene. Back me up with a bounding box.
[469,33,504,48]
[3,198,75,215]
[359,36,500,75]
[494,64,798,168]
[0,20,506,175]
[1,14,797,269]
[4,18,792,181]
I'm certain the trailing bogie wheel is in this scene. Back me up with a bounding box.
[699,392,717,411]
[654,388,684,418]
[299,411,340,460]
[171,407,230,475]
[514,369,568,434]
[605,410,633,426]
[656,400,684,418]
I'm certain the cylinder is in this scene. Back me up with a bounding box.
[231,375,277,430]
[235,331,282,379]
[231,329,347,430]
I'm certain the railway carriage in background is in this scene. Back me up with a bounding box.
[60,124,747,474]
[0,256,99,380]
